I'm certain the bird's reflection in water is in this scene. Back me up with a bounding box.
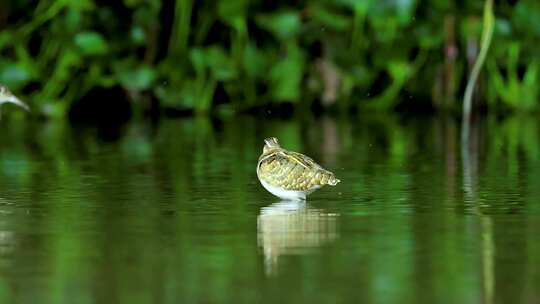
[0,198,15,258]
[257,200,339,276]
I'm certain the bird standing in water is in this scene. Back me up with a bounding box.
[257,137,340,200]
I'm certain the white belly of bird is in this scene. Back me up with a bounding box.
[259,179,319,200]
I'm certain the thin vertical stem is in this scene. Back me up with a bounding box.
[168,0,194,62]
[462,0,494,144]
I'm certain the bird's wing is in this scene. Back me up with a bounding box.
[285,151,323,170]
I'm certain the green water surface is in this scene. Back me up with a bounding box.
[0,115,539,304]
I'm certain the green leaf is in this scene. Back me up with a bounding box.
[74,32,109,55]
[190,48,206,75]
[256,11,301,40]
[394,0,416,25]
[495,18,512,36]
[205,47,237,80]
[64,9,83,31]
[387,61,412,81]
[310,5,351,31]
[243,44,267,78]
[513,1,540,36]
[117,65,156,90]
[0,60,32,89]
[190,46,237,81]
[269,44,304,101]
[130,26,146,44]
[218,0,248,26]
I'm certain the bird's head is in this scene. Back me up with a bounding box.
[263,137,281,154]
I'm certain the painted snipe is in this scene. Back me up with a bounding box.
[256,137,340,200]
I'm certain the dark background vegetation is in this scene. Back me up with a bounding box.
[0,0,538,120]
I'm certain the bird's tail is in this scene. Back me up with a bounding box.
[326,173,340,186]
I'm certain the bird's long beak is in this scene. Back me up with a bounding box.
[1,95,29,111]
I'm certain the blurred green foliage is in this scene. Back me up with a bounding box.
[0,0,538,117]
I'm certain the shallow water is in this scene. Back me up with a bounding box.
[0,115,539,303]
